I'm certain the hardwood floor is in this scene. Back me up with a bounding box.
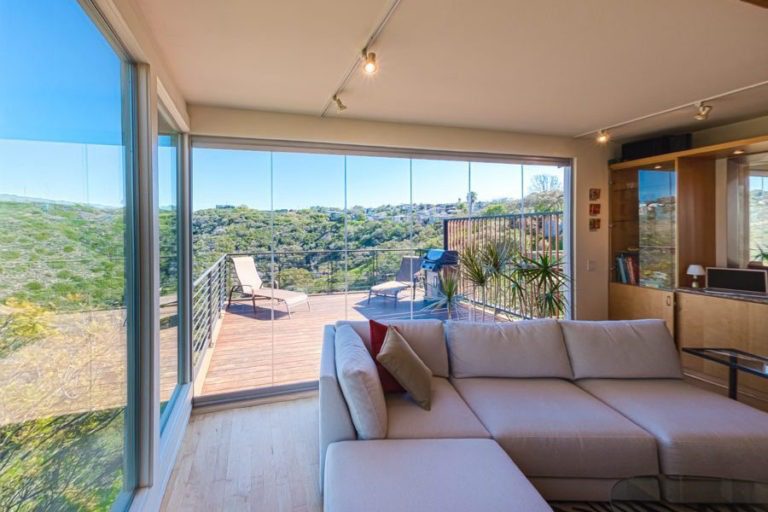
[161,395,323,512]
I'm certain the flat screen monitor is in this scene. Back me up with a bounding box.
[706,267,768,294]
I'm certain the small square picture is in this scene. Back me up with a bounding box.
[589,203,601,216]
[589,188,601,201]
[589,218,601,231]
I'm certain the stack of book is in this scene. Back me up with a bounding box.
[616,253,639,285]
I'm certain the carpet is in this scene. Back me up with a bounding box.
[551,502,768,512]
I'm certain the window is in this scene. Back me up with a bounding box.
[0,1,136,509]
[726,152,768,267]
[749,168,768,260]
[191,142,571,397]
[158,111,181,423]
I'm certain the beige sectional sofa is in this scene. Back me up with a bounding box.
[320,318,768,511]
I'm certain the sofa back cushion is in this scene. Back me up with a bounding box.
[335,319,449,377]
[560,319,682,379]
[334,324,388,439]
[445,320,573,379]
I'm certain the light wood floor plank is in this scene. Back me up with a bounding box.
[160,396,322,512]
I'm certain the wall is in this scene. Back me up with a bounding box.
[189,105,612,320]
[692,114,768,147]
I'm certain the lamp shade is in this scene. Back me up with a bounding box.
[687,264,706,277]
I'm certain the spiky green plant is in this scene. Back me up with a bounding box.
[755,245,768,265]
[514,253,569,318]
[481,240,516,319]
[424,269,462,319]
[460,245,489,320]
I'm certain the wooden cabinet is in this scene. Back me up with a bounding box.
[608,283,674,334]
[676,291,768,409]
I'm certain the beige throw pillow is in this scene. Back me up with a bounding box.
[376,327,433,410]
[334,324,388,439]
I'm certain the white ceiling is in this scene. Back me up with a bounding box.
[136,0,768,140]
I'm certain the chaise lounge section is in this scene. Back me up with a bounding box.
[319,318,768,510]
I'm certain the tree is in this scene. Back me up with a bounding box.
[528,175,562,193]
[482,204,507,216]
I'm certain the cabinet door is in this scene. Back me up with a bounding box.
[609,283,674,335]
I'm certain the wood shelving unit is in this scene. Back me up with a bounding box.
[608,134,768,326]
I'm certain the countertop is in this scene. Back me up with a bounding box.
[676,287,768,305]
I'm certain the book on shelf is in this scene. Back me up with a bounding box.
[615,252,639,285]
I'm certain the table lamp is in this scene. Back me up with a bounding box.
[687,264,705,288]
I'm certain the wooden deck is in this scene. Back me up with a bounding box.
[198,291,458,396]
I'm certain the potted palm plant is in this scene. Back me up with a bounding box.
[751,245,768,268]
[424,268,462,319]
[459,245,489,321]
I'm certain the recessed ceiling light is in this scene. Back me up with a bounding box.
[596,130,610,144]
[362,50,377,74]
[733,149,745,155]
[694,102,712,121]
[654,165,662,169]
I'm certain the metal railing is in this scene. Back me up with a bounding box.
[190,214,566,372]
[190,248,425,375]
[191,254,228,376]
[444,211,564,318]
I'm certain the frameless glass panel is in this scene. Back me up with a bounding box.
[463,162,523,320]
[749,169,768,260]
[412,159,469,320]
[345,155,414,321]
[521,164,568,318]
[158,116,180,421]
[191,148,271,394]
[638,169,676,288]
[0,1,133,508]
[272,151,344,387]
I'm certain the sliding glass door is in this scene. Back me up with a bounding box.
[190,143,572,399]
[0,1,137,508]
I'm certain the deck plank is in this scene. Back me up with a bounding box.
[199,291,460,396]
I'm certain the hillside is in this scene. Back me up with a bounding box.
[0,200,126,311]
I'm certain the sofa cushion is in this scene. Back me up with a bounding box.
[578,379,768,482]
[445,319,572,379]
[560,319,682,379]
[334,324,387,439]
[369,320,406,393]
[336,319,449,377]
[324,439,552,512]
[451,378,658,479]
[377,327,433,410]
[386,377,489,439]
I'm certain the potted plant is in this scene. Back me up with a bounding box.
[424,268,462,319]
[502,252,570,319]
[750,245,768,268]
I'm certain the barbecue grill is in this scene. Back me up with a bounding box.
[421,249,459,301]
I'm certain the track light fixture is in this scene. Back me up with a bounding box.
[596,129,610,144]
[694,102,712,121]
[333,94,347,113]
[362,49,378,74]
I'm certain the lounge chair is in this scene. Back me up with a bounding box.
[368,256,423,306]
[228,256,310,317]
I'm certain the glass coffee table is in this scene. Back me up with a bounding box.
[611,475,768,511]
[682,347,768,399]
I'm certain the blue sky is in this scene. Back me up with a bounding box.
[192,148,565,211]
[638,169,676,203]
[0,1,565,211]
